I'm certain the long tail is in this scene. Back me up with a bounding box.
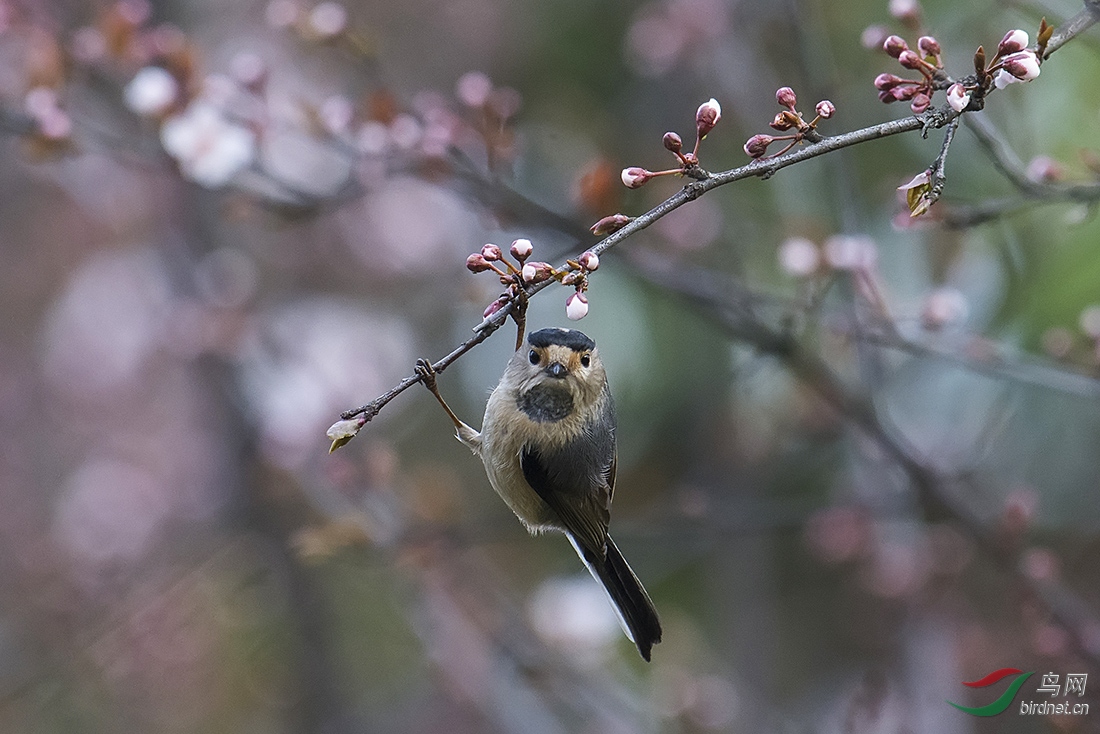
[571,534,662,661]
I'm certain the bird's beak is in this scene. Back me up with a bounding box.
[545,362,567,379]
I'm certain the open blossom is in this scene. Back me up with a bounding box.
[946,83,971,112]
[124,66,179,117]
[161,102,257,188]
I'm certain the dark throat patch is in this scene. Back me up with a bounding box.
[518,384,574,423]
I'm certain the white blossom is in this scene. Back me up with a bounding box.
[124,66,179,117]
[161,103,256,188]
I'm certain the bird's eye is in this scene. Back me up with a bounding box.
[529,350,540,365]
[580,353,591,368]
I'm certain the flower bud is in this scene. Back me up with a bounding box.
[565,291,589,320]
[466,253,491,272]
[521,261,553,283]
[909,92,931,114]
[883,34,909,58]
[815,100,835,119]
[775,86,798,108]
[743,134,773,158]
[510,238,533,261]
[590,213,631,235]
[946,83,970,112]
[481,243,502,261]
[998,29,1029,56]
[663,131,683,153]
[695,97,722,139]
[621,166,652,189]
[1001,50,1040,81]
[560,272,581,286]
[874,72,904,91]
[577,251,599,271]
[890,85,918,101]
[898,49,924,70]
[917,35,940,56]
[483,295,508,318]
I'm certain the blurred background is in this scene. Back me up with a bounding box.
[1,0,1100,731]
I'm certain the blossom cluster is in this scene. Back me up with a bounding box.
[943,27,1045,114]
[467,239,601,321]
[874,22,1048,116]
[743,86,835,159]
[620,98,721,189]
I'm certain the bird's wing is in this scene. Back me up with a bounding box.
[519,422,616,554]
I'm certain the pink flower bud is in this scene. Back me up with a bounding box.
[466,253,491,272]
[621,166,652,189]
[946,83,970,112]
[861,24,890,50]
[775,86,798,108]
[743,134,773,158]
[890,85,918,101]
[510,238,533,260]
[695,97,722,138]
[998,29,1029,56]
[883,35,909,58]
[917,35,940,56]
[483,295,508,318]
[481,243,502,261]
[522,261,553,283]
[888,0,921,24]
[590,214,631,235]
[898,49,924,70]
[909,92,931,114]
[815,100,835,119]
[778,237,821,278]
[874,72,904,91]
[577,251,599,271]
[565,291,589,320]
[663,131,683,153]
[1026,155,1063,183]
[1001,50,1040,81]
[560,272,581,286]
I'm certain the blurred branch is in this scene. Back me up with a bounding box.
[943,113,1100,227]
[850,325,1100,400]
[629,252,1100,670]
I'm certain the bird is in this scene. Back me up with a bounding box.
[415,327,662,661]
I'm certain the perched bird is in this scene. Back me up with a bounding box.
[416,327,662,660]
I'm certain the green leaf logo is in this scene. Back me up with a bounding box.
[948,668,1034,717]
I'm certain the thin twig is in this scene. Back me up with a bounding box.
[341,106,960,422]
[925,116,960,208]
